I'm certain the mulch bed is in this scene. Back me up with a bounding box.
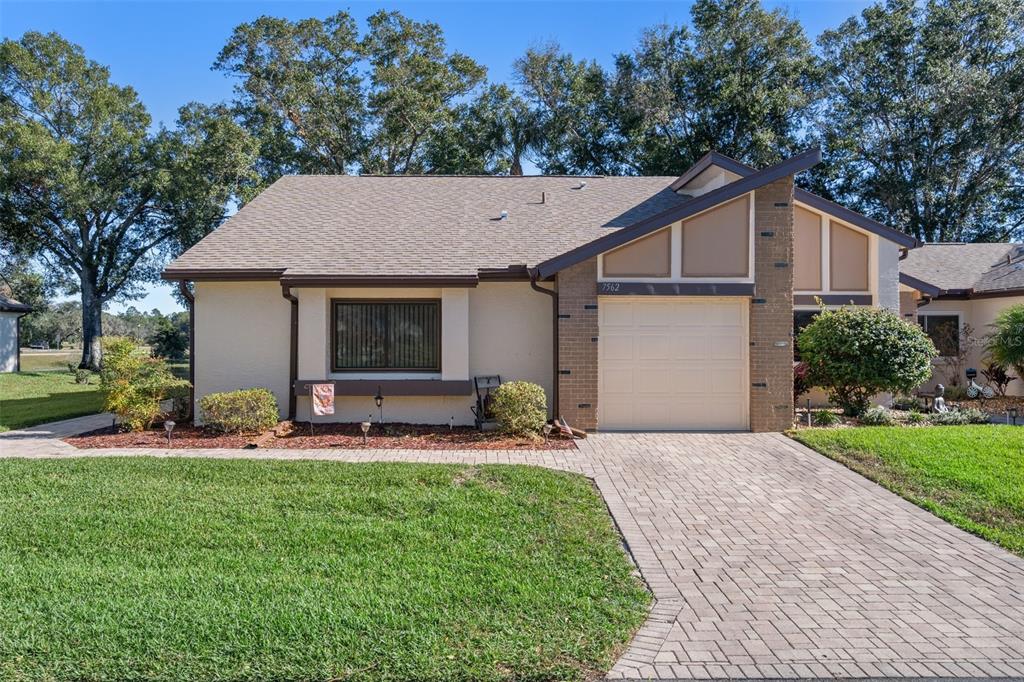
[958,396,1024,415]
[65,424,254,449]
[64,422,577,450]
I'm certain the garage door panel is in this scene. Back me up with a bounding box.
[599,297,748,431]
[601,367,635,394]
[704,304,744,325]
[634,302,675,325]
[709,334,745,361]
[673,334,706,357]
[633,367,674,394]
[671,367,707,393]
[636,336,671,360]
[600,301,635,326]
[602,335,635,361]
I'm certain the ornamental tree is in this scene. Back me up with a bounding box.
[0,32,257,369]
[987,303,1024,379]
[797,306,936,416]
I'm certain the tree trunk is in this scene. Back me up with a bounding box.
[79,275,104,371]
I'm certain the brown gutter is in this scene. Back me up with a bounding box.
[281,284,299,420]
[162,268,285,281]
[529,269,559,422]
[177,280,196,418]
[279,274,479,288]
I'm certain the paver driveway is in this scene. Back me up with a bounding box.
[2,421,1024,679]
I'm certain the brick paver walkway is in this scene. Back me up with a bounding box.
[2,419,1024,679]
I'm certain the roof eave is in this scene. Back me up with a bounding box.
[535,147,822,279]
[673,151,919,249]
[899,272,945,297]
[161,268,286,282]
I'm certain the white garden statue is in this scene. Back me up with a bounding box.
[933,384,949,413]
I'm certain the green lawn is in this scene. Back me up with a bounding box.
[18,349,80,372]
[0,458,650,681]
[792,426,1024,557]
[0,371,105,432]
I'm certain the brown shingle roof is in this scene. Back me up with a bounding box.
[0,293,32,313]
[901,243,1024,295]
[165,175,685,278]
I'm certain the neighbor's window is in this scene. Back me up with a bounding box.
[918,314,960,357]
[333,300,440,371]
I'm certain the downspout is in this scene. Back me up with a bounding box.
[178,280,195,418]
[281,284,298,420]
[529,269,558,422]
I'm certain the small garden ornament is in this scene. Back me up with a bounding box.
[933,384,949,413]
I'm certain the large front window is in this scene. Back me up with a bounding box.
[332,300,440,372]
[918,314,960,357]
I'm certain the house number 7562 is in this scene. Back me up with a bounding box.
[600,282,621,293]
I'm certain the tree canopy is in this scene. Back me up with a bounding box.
[0,32,257,368]
[214,10,508,184]
[2,0,1023,375]
[814,0,1024,242]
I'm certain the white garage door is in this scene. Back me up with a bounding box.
[598,297,749,430]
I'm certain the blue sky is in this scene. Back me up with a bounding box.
[2,0,872,313]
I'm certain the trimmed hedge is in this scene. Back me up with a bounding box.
[199,388,280,434]
[491,381,547,437]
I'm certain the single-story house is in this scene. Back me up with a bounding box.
[0,294,34,373]
[163,147,919,432]
[901,243,1024,396]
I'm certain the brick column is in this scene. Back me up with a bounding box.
[750,178,795,432]
[556,258,599,430]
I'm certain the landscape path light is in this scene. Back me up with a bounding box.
[164,420,175,447]
[375,386,384,424]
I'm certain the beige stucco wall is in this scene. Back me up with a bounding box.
[194,281,292,419]
[830,221,870,291]
[194,281,554,425]
[793,207,821,291]
[918,296,1024,397]
[602,228,671,277]
[0,312,19,373]
[288,282,553,424]
[682,195,750,276]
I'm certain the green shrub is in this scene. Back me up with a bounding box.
[960,407,990,424]
[860,405,894,426]
[491,381,547,437]
[987,304,1024,378]
[980,360,1017,397]
[928,408,989,426]
[798,306,936,416]
[905,411,928,425]
[100,336,191,432]
[199,388,280,434]
[812,410,840,427]
[929,410,967,425]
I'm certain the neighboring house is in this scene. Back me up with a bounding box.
[0,294,34,373]
[901,243,1024,396]
[163,148,916,432]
